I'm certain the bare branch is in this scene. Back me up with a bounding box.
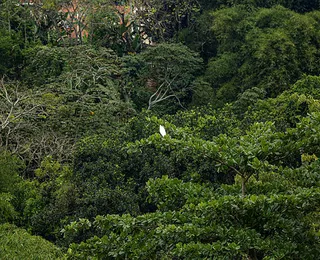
[148,75,184,110]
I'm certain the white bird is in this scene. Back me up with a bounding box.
[159,125,166,137]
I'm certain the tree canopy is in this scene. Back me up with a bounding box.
[0,0,320,259]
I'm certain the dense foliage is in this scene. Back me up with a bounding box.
[1,0,320,259]
[0,223,62,259]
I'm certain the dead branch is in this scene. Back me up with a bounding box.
[147,75,185,110]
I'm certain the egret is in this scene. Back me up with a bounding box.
[159,125,166,137]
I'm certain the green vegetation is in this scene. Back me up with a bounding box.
[0,223,62,259]
[0,0,320,259]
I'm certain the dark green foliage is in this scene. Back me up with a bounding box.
[243,92,319,130]
[17,157,77,240]
[233,87,266,115]
[62,104,320,257]
[40,46,133,137]
[0,193,17,224]
[9,45,134,173]
[133,0,201,42]
[0,30,23,77]
[178,11,217,62]
[67,111,240,221]
[22,46,67,86]
[204,6,320,104]
[146,176,216,211]
[138,44,202,89]
[0,152,23,193]
[199,0,320,13]
[72,135,140,218]
[121,43,202,112]
[189,77,216,107]
[65,187,320,259]
[292,75,320,99]
[88,2,143,56]
[2,1,320,258]
[0,0,42,45]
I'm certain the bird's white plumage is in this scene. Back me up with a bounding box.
[159,125,166,137]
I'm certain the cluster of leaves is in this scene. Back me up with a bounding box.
[199,6,320,105]
[62,100,320,258]
[199,0,317,12]
[65,187,320,259]
[0,223,62,259]
[121,43,202,112]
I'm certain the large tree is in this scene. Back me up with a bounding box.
[204,6,320,105]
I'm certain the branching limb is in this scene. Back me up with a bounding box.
[148,75,185,110]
